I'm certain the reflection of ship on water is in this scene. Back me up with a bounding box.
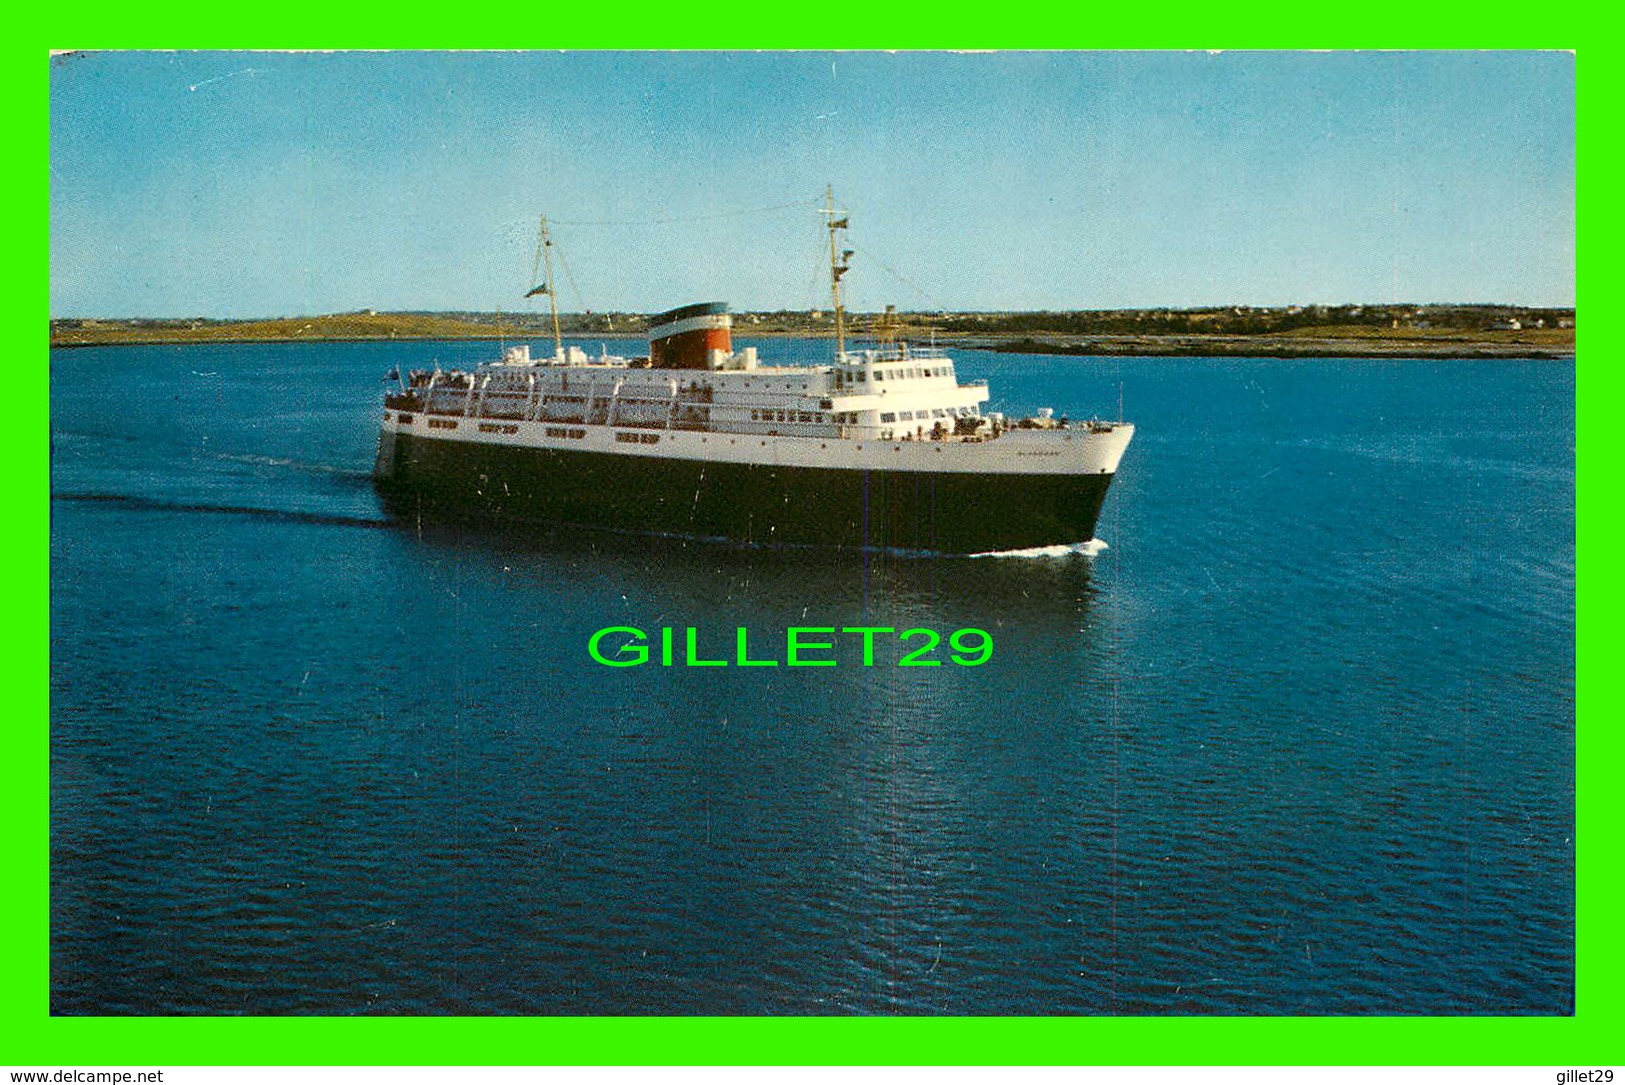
[373,192,1133,554]
[399,512,1106,655]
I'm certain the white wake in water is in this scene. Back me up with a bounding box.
[970,538,1108,559]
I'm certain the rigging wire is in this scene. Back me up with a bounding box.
[850,244,939,308]
[529,225,545,293]
[550,237,588,314]
[549,198,817,228]
[523,193,945,323]
[531,196,821,312]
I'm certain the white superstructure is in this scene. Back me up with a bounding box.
[380,338,1132,478]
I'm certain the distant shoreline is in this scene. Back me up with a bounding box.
[47,330,1576,360]
[979,335,1574,360]
[49,308,1575,360]
[46,333,1574,360]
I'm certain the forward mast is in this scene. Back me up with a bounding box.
[822,186,852,358]
[525,214,564,360]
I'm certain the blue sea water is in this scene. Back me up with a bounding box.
[49,339,1574,1015]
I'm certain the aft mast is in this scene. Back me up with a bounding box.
[526,214,564,360]
[822,186,852,359]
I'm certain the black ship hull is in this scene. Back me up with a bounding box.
[374,433,1117,554]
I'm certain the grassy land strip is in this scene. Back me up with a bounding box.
[50,308,1575,359]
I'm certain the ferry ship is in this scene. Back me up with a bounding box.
[373,197,1134,554]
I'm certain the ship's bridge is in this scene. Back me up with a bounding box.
[832,346,983,403]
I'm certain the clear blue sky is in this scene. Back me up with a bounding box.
[49,51,1575,319]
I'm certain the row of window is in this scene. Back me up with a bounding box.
[545,426,587,439]
[478,422,520,435]
[616,432,661,445]
[836,364,949,386]
[750,409,826,424]
[427,418,458,430]
[879,407,973,424]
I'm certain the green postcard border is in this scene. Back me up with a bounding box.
[19,10,1606,1069]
